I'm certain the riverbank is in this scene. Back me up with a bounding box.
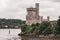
[19,34,60,40]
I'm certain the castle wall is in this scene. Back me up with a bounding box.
[21,35,60,40]
[26,3,50,25]
[26,3,40,25]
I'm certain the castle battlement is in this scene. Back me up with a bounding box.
[26,3,50,25]
[27,8,36,11]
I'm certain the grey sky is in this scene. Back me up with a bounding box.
[0,0,60,20]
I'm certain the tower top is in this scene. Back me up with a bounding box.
[35,3,39,15]
[35,3,39,8]
[36,3,39,5]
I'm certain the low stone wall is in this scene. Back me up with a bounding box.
[21,35,60,40]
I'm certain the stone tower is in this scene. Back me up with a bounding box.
[26,3,40,25]
[26,3,50,25]
[36,3,39,16]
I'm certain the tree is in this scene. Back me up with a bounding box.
[54,25,59,34]
[37,21,52,35]
[55,17,60,34]
[57,17,60,27]
[30,23,40,34]
[30,24,36,33]
[22,24,32,33]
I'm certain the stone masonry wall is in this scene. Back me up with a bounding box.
[21,35,60,40]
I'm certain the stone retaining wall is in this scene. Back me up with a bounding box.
[21,35,60,40]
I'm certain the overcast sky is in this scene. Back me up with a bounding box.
[0,0,60,20]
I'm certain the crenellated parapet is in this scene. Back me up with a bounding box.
[27,8,36,12]
[26,3,50,25]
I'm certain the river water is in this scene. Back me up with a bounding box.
[0,29,21,40]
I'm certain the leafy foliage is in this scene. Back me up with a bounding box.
[55,17,60,34]
[0,19,25,26]
[22,18,60,35]
[57,18,60,26]
[22,22,52,35]
[22,25,32,33]
[37,21,52,34]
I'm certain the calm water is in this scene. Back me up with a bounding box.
[0,29,21,40]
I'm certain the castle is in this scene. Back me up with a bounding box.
[26,3,50,25]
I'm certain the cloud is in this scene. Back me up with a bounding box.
[40,0,60,2]
[0,0,60,20]
[52,0,60,2]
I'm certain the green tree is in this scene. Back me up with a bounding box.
[54,25,59,34]
[30,24,36,33]
[22,24,32,33]
[57,17,60,27]
[55,17,60,34]
[37,21,52,35]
